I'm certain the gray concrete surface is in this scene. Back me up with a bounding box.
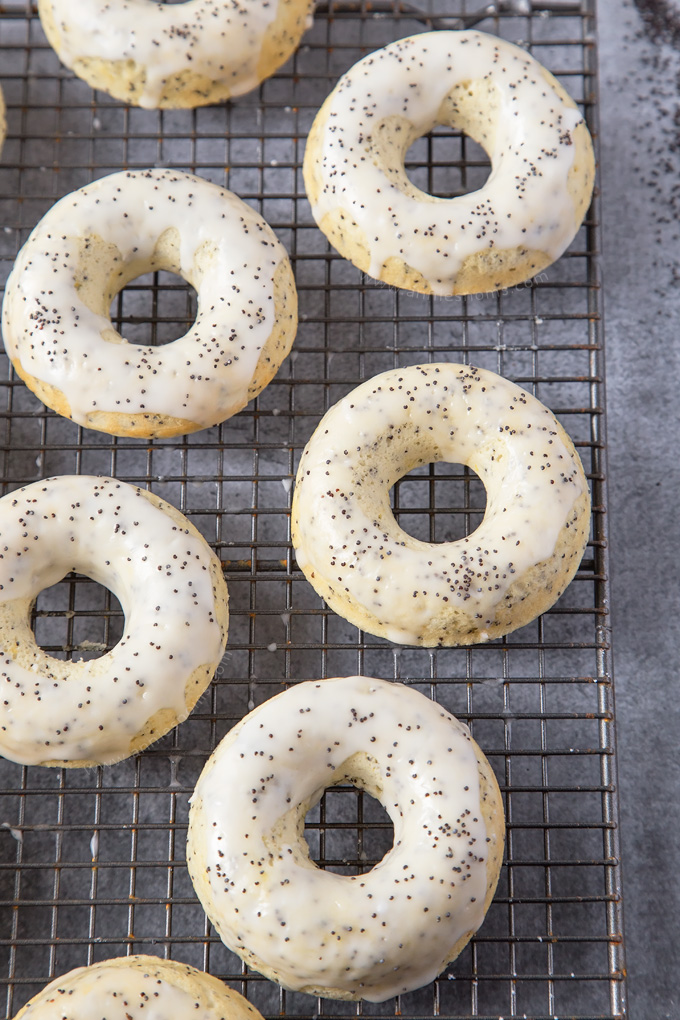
[599,1,680,1017]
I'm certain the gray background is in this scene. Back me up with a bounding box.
[600,0,680,1017]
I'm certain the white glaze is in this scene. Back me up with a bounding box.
[187,675,493,1001]
[1,168,295,435]
[16,964,208,1020]
[0,475,228,766]
[291,363,589,645]
[12,956,264,1020]
[305,30,592,295]
[40,0,312,108]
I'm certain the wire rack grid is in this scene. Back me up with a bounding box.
[0,1,624,1018]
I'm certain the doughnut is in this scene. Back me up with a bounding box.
[303,30,595,296]
[0,475,229,767]
[291,363,590,646]
[11,956,265,1020]
[187,675,504,1001]
[38,0,314,109]
[1,168,297,438]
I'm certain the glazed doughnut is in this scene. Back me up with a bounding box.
[2,168,297,438]
[11,956,265,1020]
[291,363,590,646]
[38,0,314,109]
[303,30,595,295]
[0,475,229,767]
[187,675,504,1001]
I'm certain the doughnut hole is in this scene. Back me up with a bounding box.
[32,574,125,661]
[391,461,487,544]
[304,781,395,876]
[377,77,497,203]
[405,127,492,200]
[109,268,198,346]
[73,227,199,347]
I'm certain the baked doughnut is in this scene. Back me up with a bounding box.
[187,675,504,1001]
[38,0,314,109]
[0,475,229,767]
[1,168,297,438]
[291,363,590,646]
[11,955,265,1020]
[303,30,595,295]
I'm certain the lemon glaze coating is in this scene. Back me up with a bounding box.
[38,0,314,109]
[187,676,505,1001]
[303,30,595,295]
[1,168,297,438]
[0,475,229,767]
[291,364,590,646]
[11,956,265,1020]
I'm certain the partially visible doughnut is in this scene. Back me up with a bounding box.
[187,675,505,1001]
[303,30,595,295]
[11,956,265,1020]
[38,0,314,109]
[291,363,590,646]
[1,168,297,438]
[0,475,229,767]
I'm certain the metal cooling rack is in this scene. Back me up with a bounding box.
[0,1,625,1018]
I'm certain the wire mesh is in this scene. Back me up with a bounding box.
[0,1,625,1018]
